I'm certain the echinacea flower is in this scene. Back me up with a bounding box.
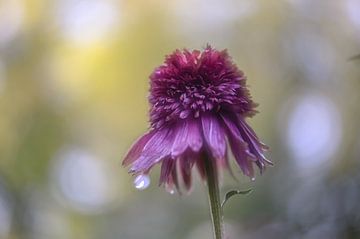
[123,46,272,193]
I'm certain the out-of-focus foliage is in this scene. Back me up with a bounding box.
[0,0,360,239]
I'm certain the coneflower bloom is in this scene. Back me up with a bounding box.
[123,46,272,192]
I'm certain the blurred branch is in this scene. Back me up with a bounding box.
[349,54,360,61]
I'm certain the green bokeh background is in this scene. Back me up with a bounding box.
[1,0,360,238]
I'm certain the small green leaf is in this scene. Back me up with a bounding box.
[221,189,252,208]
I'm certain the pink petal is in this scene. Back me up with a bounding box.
[171,121,190,157]
[187,120,203,152]
[171,120,203,157]
[201,114,226,159]
[179,155,195,191]
[130,128,173,174]
[122,131,154,166]
[221,114,255,177]
[237,116,272,166]
[159,157,176,186]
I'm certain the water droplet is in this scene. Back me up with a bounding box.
[251,177,255,182]
[133,175,150,190]
[165,185,176,195]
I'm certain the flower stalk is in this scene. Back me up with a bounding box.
[204,157,224,239]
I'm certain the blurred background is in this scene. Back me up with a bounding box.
[0,0,360,238]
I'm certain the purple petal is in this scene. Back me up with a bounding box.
[229,137,255,178]
[221,114,255,177]
[201,114,226,159]
[171,120,203,157]
[237,116,272,166]
[238,116,269,150]
[196,155,206,180]
[123,131,154,166]
[159,157,176,186]
[221,148,235,178]
[171,163,180,192]
[179,155,196,190]
[171,121,189,157]
[187,120,203,151]
[130,128,173,174]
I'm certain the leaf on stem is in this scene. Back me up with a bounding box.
[221,189,252,209]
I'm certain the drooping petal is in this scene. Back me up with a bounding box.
[238,115,269,150]
[170,162,180,192]
[179,152,198,191]
[221,148,235,178]
[229,136,255,178]
[237,116,273,168]
[159,156,176,186]
[201,114,226,159]
[221,114,255,178]
[187,120,203,152]
[171,120,203,157]
[171,121,189,157]
[196,157,206,180]
[130,128,173,174]
[122,131,154,166]
[180,157,193,191]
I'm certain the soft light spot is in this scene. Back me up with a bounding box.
[25,193,70,239]
[174,0,257,29]
[55,0,121,46]
[292,33,335,83]
[346,0,360,28]
[52,148,115,214]
[173,0,257,43]
[0,188,11,238]
[0,0,24,47]
[286,94,342,173]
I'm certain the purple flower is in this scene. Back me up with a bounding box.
[123,46,272,192]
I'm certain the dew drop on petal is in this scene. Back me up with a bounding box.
[165,185,176,195]
[133,175,150,190]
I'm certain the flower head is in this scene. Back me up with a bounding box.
[123,46,272,192]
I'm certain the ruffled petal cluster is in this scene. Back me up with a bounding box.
[123,46,272,192]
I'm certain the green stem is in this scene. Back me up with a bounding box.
[204,157,224,239]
